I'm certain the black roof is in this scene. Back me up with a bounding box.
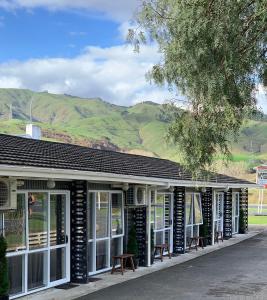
[0,134,254,185]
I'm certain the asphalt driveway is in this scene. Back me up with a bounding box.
[77,231,267,300]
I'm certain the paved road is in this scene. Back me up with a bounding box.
[77,231,267,300]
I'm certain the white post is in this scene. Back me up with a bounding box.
[147,187,151,267]
[258,189,261,214]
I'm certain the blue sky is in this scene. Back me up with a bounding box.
[0,0,173,106]
[0,8,120,61]
[0,0,265,110]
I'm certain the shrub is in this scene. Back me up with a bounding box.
[127,226,138,258]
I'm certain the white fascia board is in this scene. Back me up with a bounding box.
[0,164,259,188]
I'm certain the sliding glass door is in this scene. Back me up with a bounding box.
[213,192,224,243]
[232,192,239,234]
[185,193,203,247]
[88,191,124,275]
[151,192,173,253]
[3,191,70,299]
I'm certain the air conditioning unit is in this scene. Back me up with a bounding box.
[133,186,147,206]
[0,178,17,210]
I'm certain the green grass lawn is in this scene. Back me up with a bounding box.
[249,215,267,225]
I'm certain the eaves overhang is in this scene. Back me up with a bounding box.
[0,164,259,189]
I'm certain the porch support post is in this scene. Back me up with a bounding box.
[70,180,89,283]
[201,187,213,245]
[134,207,147,266]
[223,189,233,239]
[147,188,151,267]
[240,188,248,233]
[173,186,185,254]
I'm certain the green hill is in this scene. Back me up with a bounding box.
[0,88,266,178]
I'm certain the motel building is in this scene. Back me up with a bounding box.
[0,132,258,299]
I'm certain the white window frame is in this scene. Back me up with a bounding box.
[185,192,203,247]
[232,192,240,234]
[5,190,70,300]
[88,190,124,275]
[212,191,224,245]
[152,192,173,254]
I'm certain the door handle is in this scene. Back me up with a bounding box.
[65,234,68,244]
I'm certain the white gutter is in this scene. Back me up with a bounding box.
[0,164,259,189]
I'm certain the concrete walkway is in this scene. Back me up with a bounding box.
[22,228,264,300]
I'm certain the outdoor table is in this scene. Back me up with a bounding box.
[111,253,135,275]
[154,244,172,262]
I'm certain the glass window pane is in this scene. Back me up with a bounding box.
[96,240,109,271]
[186,226,192,241]
[111,193,123,236]
[88,241,94,273]
[5,194,26,252]
[96,192,109,239]
[8,255,25,296]
[193,194,203,224]
[235,193,239,216]
[28,251,48,290]
[186,194,193,225]
[110,237,122,266]
[155,194,164,229]
[193,225,199,237]
[165,229,171,246]
[50,194,66,246]
[150,206,155,228]
[28,192,48,249]
[50,248,66,282]
[155,231,163,245]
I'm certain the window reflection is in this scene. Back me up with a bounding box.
[5,194,26,252]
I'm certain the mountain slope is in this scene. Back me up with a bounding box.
[0,88,266,172]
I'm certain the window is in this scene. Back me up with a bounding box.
[111,193,123,236]
[88,191,124,274]
[4,194,26,252]
[185,193,203,242]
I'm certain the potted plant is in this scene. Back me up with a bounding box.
[151,227,155,264]
[199,219,209,247]
[127,225,139,268]
[239,208,246,234]
[0,235,9,300]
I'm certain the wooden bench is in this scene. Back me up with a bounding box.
[154,244,171,262]
[111,254,135,275]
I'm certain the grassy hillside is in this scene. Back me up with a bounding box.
[0,88,266,179]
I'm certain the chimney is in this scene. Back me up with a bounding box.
[26,124,42,140]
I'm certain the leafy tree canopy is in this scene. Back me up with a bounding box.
[129,0,267,174]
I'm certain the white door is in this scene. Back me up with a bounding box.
[5,191,70,299]
[88,191,124,275]
[152,193,173,253]
[232,192,240,234]
[213,192,224,243]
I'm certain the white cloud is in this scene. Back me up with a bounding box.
[0,45,174,106]
[256,84,267,113]
[0,0,139,21]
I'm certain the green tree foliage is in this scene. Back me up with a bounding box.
[127,226,139,257]
[129,0,267,173]
[0,235,9,296]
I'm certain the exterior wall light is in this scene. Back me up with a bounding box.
[47,179,56,189]
[169,186,174,193]
[122,183,129,191]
